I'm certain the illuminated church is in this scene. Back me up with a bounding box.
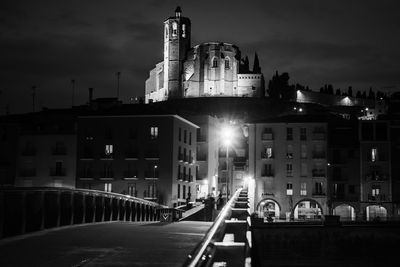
[145,7,265,103]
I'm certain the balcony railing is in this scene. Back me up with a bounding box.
[124,170,138,178]
[261,133,274,140]
[22,149,36,156]
[312,169,325,177]
[177,172,183,181]
[368,194,387,202]
[19,169,36,177]
[178,153,184,161]
[312,132,326,140]
[262,172,274,177]
[49,168,66,177]
[365,174,388,181]
[99,172,114,179]
[144,171,159,179]
[312,152,326,159]
[52,147,67,155]
[79,171,94,178]
[261,152,273,159]
[143,191,158,200]
[312,191,326,197]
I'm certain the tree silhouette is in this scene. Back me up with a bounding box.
[335,89,341,95]
[347,86,353,97]
[368,87,375,99]
[267,71,293,99]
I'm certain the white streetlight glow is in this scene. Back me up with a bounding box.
[221,125,234,147]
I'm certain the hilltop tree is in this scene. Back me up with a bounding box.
[368,87,375,99]
[347,86,353,97]
[356,90,362,98]
[267,71,293,99]
[335,89,341,95]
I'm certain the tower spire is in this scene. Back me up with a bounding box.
[253,52,261,74]
[175,6,182,18]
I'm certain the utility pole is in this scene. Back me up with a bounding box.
[71,79,76,106]
[116,72,121,99]
[32,86,36,112]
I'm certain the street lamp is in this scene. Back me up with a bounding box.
[153,165,158,199]
[221,125,234,202]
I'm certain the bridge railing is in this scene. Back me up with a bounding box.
[183,188,244,267]
[0,187,167,239]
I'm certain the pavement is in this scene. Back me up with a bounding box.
[0,221,212,267]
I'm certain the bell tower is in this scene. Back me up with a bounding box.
[163,6,191,99]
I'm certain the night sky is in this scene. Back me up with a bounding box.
[1,0,400,114]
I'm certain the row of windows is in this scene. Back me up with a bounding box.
[22,141,67,156]
[101,182,157,198]
[177,184,191,199]
[262,127,325,141]
[261,145,325,159]
[178,146,194,163]
[211,57,230,69]
[178,128,192,144]
[285,182,324,196]
[85,126,159,141]
[238,76,260,79]
[262,163,325,177]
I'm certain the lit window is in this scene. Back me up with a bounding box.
[286,163,293,177]
[266,147,273,158]
[172,22,177,37]
[128,183,136,197]
[182,24,186,37]
[286,183,293,195]
[150,126,158,139]
[225,58,230,69]
[105,145,113,156]
[372,186,380,196]
[212,57,218,68]
[300,182,307,196]
[104,183,112,192]
[286,145,293,159]
[371,148,377,162]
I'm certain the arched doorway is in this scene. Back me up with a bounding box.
[293,199,322,220]
[366,205,387,221]
[333,204,356,221]
[257,199,280,222]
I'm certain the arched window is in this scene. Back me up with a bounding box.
[172,22,178,37]
[182,24,186,38]
[212,57,218,68]
[225,57,230,69]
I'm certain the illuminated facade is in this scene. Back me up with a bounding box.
[145,7,264,103]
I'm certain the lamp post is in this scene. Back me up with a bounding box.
[221,125,234,203]
[153,165,158,199]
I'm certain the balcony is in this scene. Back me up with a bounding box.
[123,170,138,179]
[312,152,326,159]
[332,194,359,202]
[99,172,114,180]
[197,154,207,161]
[52,147,67,155]
[261,172,274,178]
[197,135,207,142]
[100,154,113,160]
[312,132,326,140]
[183,154,189,163]
[261,152,273,159]
[312,169,325,177]
[178,153,184,161]
[144,170,159,179]
[365,174,388,182]
[49,168,66,177]
[177,172,183,181]
[312,191,326,197]
[368,194,387,202]
[19,169,36,177]
[261,133,274,141]
[189,175,194,182]
[22,148,36,156]
[79,171,94,179]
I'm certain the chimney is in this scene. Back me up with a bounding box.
[89,88,93,103]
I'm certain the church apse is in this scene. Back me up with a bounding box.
[145,7,265,103]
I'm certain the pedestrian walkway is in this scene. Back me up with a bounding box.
[0,221,212,267]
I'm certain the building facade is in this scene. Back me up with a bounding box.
[248,119,328,221]
[76,114,199,207]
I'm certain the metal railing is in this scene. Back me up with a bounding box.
[183,188,242,267]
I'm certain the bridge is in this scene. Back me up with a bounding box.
[2,187,400,266]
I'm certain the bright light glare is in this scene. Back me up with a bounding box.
[221,125,234,146]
